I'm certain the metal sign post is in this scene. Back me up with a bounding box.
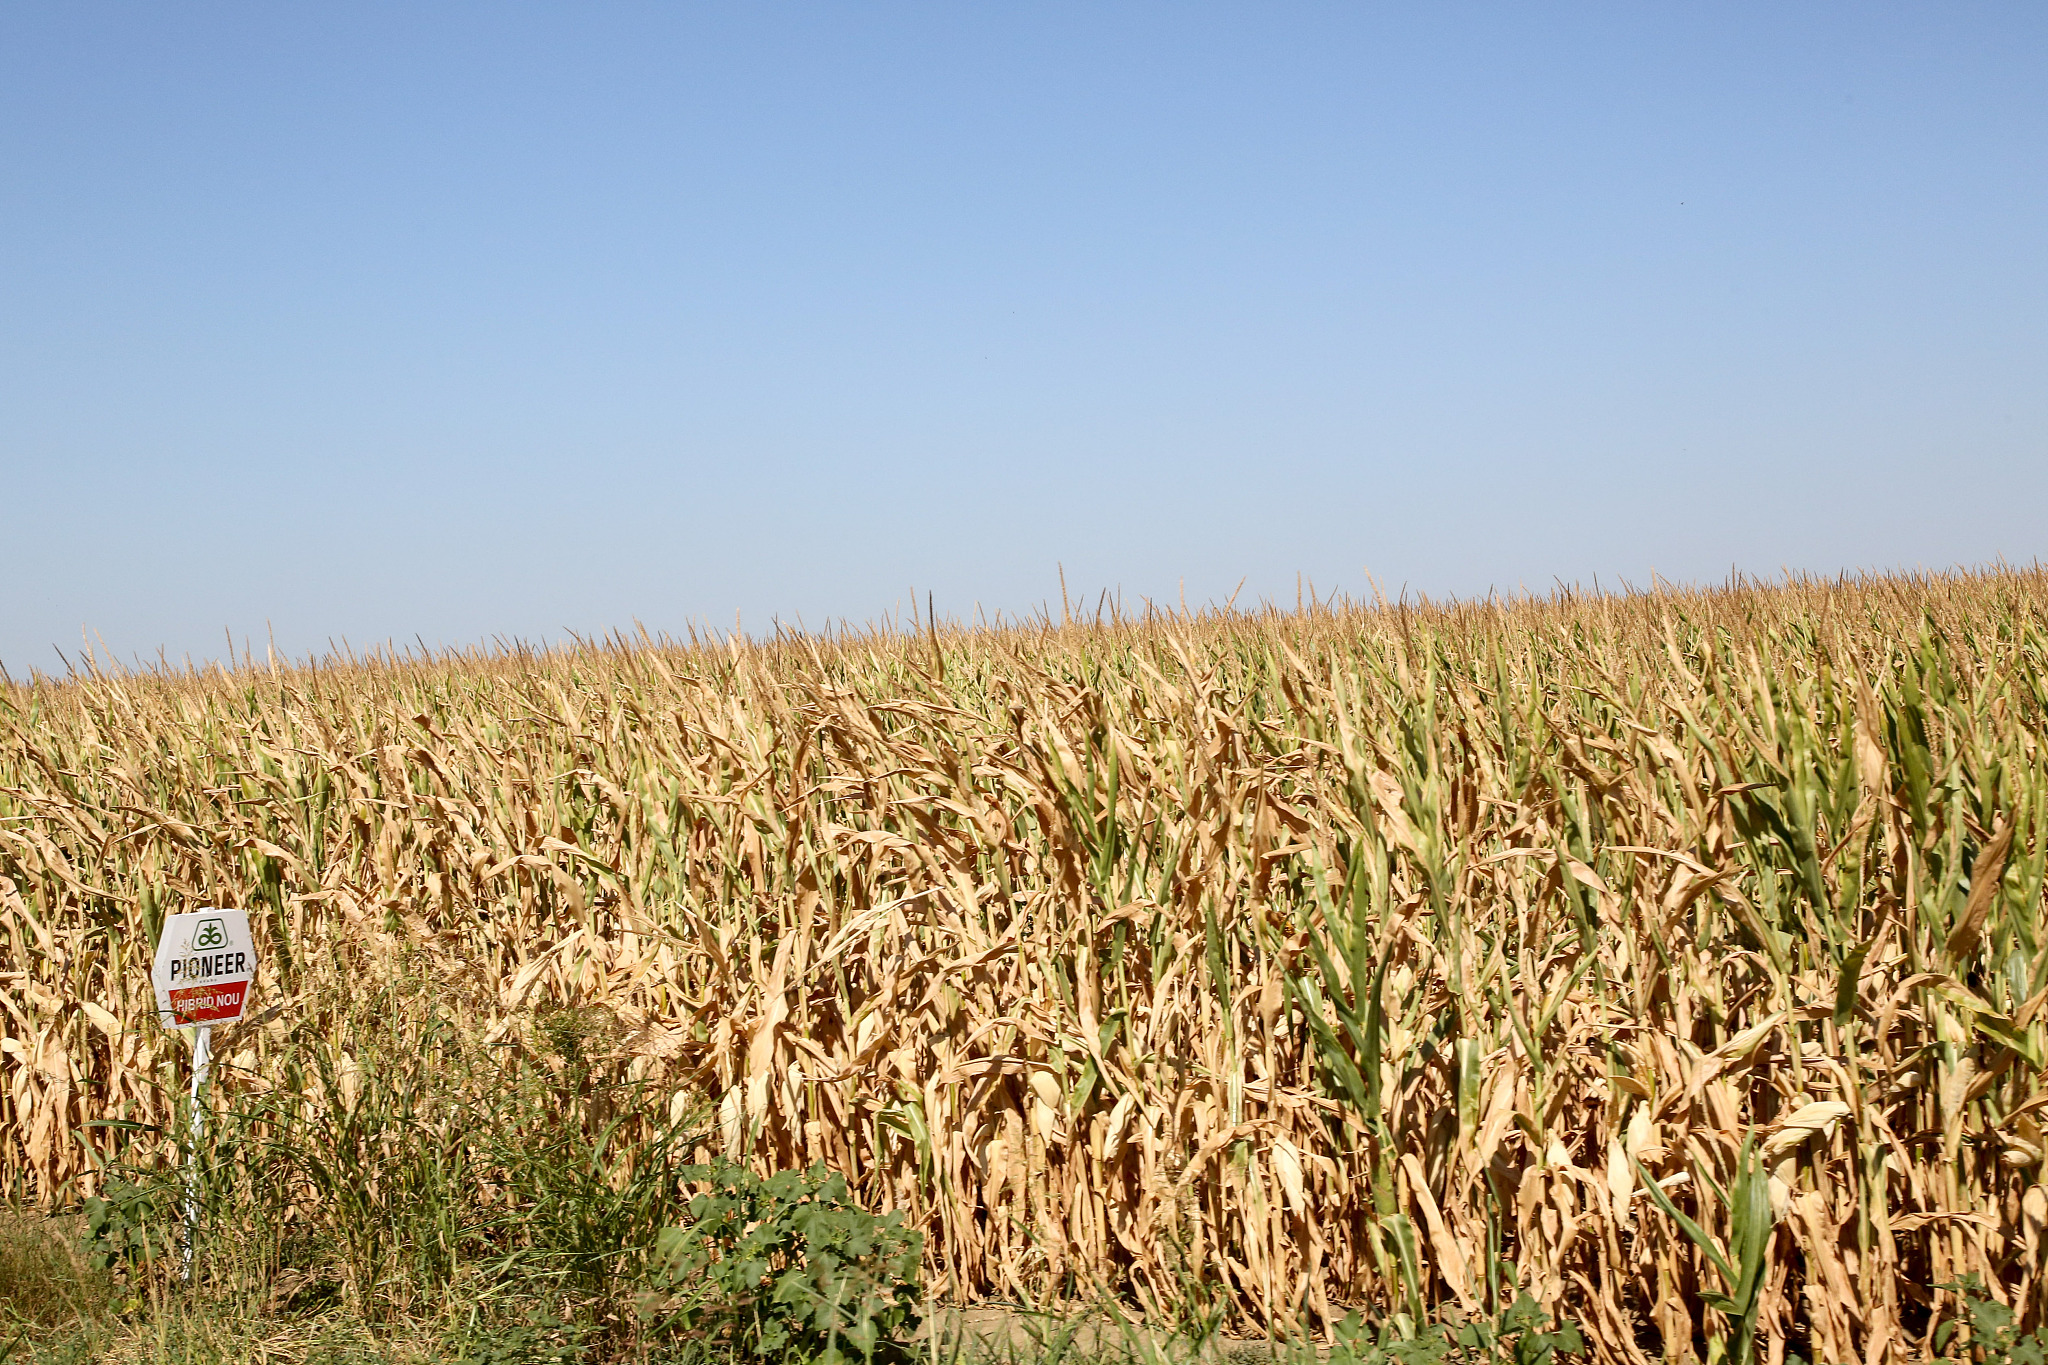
[150,909,255,1280]
[182,1024,213,1278]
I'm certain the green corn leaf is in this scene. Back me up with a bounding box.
[1629,1153,1739,1292]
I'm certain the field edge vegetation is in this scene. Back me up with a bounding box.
[6,567,2048,1362]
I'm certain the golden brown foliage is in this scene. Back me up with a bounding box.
[5,568,2048,1359]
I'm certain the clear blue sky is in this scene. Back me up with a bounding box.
[5,4,2044,674]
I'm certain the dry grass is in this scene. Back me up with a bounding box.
[0,1210,112,1349]
[5,566,2048,1361]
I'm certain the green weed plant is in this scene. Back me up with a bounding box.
[648,1162,924,1365]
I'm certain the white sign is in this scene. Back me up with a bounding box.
[152,909,255,1028]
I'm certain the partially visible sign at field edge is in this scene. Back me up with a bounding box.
[152,910,255,1027]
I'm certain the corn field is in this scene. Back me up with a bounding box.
[5,568,2048,1361]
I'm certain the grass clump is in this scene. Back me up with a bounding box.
[10,980,706,1360]
[1926,1275,2048,1365]
[0,1211,114,1356]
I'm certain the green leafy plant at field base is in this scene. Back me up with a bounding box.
[1085,1266,1583,1365]
[1449,1294,1586,1365]
[1928,1274,2048,1365]
[1785,1274,2048,1365]
[442,1304,593,1365]
[1316,1294,1583,1365]
[648,1161,924,1365]
[78,1181,175,1277]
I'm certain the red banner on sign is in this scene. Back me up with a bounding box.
[168,981,248,1025]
